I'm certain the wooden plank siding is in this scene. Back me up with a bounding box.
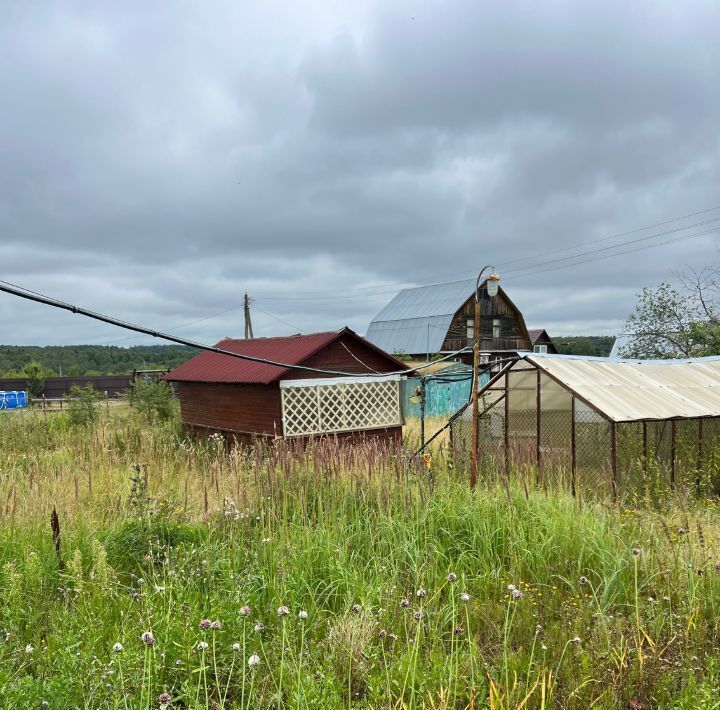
[443,292,532,355]
[282,333,402,380]
[174,332,407,448]
[176,382,283,437]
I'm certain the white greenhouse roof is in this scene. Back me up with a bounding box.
[523,354,720,423]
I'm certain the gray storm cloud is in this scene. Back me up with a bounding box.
[1,0,718,344]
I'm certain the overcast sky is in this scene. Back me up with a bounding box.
[1,0,719,346]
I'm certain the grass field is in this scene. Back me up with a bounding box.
[2,405,720,708]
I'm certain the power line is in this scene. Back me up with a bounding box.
[227,204,720,302]
[509,226,720,282]
[0,279,474,377]
[501,216,720,278]
[250,303,304,332]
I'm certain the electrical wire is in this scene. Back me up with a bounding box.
[0,279,475,377]
[244,205,720,302]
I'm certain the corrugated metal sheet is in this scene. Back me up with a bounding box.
[365,316,454,355]
[164,331,344,384]
[525,354,720,422]
[371,279,475,321]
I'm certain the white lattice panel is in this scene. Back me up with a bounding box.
[280,376,403,436]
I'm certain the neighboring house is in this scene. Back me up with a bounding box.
[527,329,558,354]
[163,328,409,447]
[365,278,533,367]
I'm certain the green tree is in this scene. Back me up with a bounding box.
[621,271,720,359]
[22,360,48,396]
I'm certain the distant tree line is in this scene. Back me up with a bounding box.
[0,345,194,377]
[553,336,615,357]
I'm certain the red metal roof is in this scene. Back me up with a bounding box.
[163,328,406,385]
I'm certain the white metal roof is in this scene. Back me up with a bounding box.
[524,354,720,422]
[365,279,475,354]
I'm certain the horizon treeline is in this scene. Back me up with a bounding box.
[0,345,195,377]
[0,337,617,377]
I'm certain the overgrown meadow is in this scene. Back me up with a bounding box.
[1,399,720,708]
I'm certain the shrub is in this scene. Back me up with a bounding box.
[66,384,100,427]
[126,379,177,422]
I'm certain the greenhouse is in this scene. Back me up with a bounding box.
[451,354,720,498]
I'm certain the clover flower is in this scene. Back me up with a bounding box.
[254,623,265,633]
[159,692,171,704]
[197,641,209,651]
[113,643,124,653]
[248,654,261,668]
[460,593,470,603]
[232,643,241,652]
[447,573,457,583]
[632,548,642,557]
[506,584,516,591]
[400,598,410,608]
[378,629,387,638]
[351,604,361,614]
[25,644,34,653]
[277,606,289,618]
[199,619,211,630]
[571,636,582,645]
[454,625,464,635]
[141,631,155,646]
[579,576,588,585]
[211,620,221,630]
[240,605,251,617]
[298,610,308,620]
[511,588,523,600]
[413,610,423,621]
[416,588,426,599]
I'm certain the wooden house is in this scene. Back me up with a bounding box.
[527,329,558,354]
[163,328,409,446]
[366,278,533,367]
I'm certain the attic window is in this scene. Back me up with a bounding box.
[466,318,474,339]
[280,375,403,437]
[534,344,548,354]
[493,318,501,339]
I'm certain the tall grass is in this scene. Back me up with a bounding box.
[1,407,720,707]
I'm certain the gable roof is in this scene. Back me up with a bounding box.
[164,328,406,385]
[366,279,475,354]
[522,353,720,422]
[527,329,546,344]
[366,278,532,355]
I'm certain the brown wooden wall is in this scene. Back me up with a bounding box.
[531,332,558,354]
[176,382,283,436]
[176,333,406,441]
[282,333,403,380]
[443,291,531,355]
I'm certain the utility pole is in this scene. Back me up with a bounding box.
[471,267,500,488]
[244,293,254,339]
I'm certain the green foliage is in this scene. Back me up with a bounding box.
[622,281,720,359]
[2,411,720,706]
[66,383,101,427]
[554,335,615,356]
[21,359,49,396]
[126,379,177,422]
[0,344,193,377]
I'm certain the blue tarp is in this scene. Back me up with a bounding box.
[403,369,489,417]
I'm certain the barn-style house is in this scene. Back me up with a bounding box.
[164,328,409,446]
[366,278,536,367]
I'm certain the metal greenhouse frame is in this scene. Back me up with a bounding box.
[451,354,720,499]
